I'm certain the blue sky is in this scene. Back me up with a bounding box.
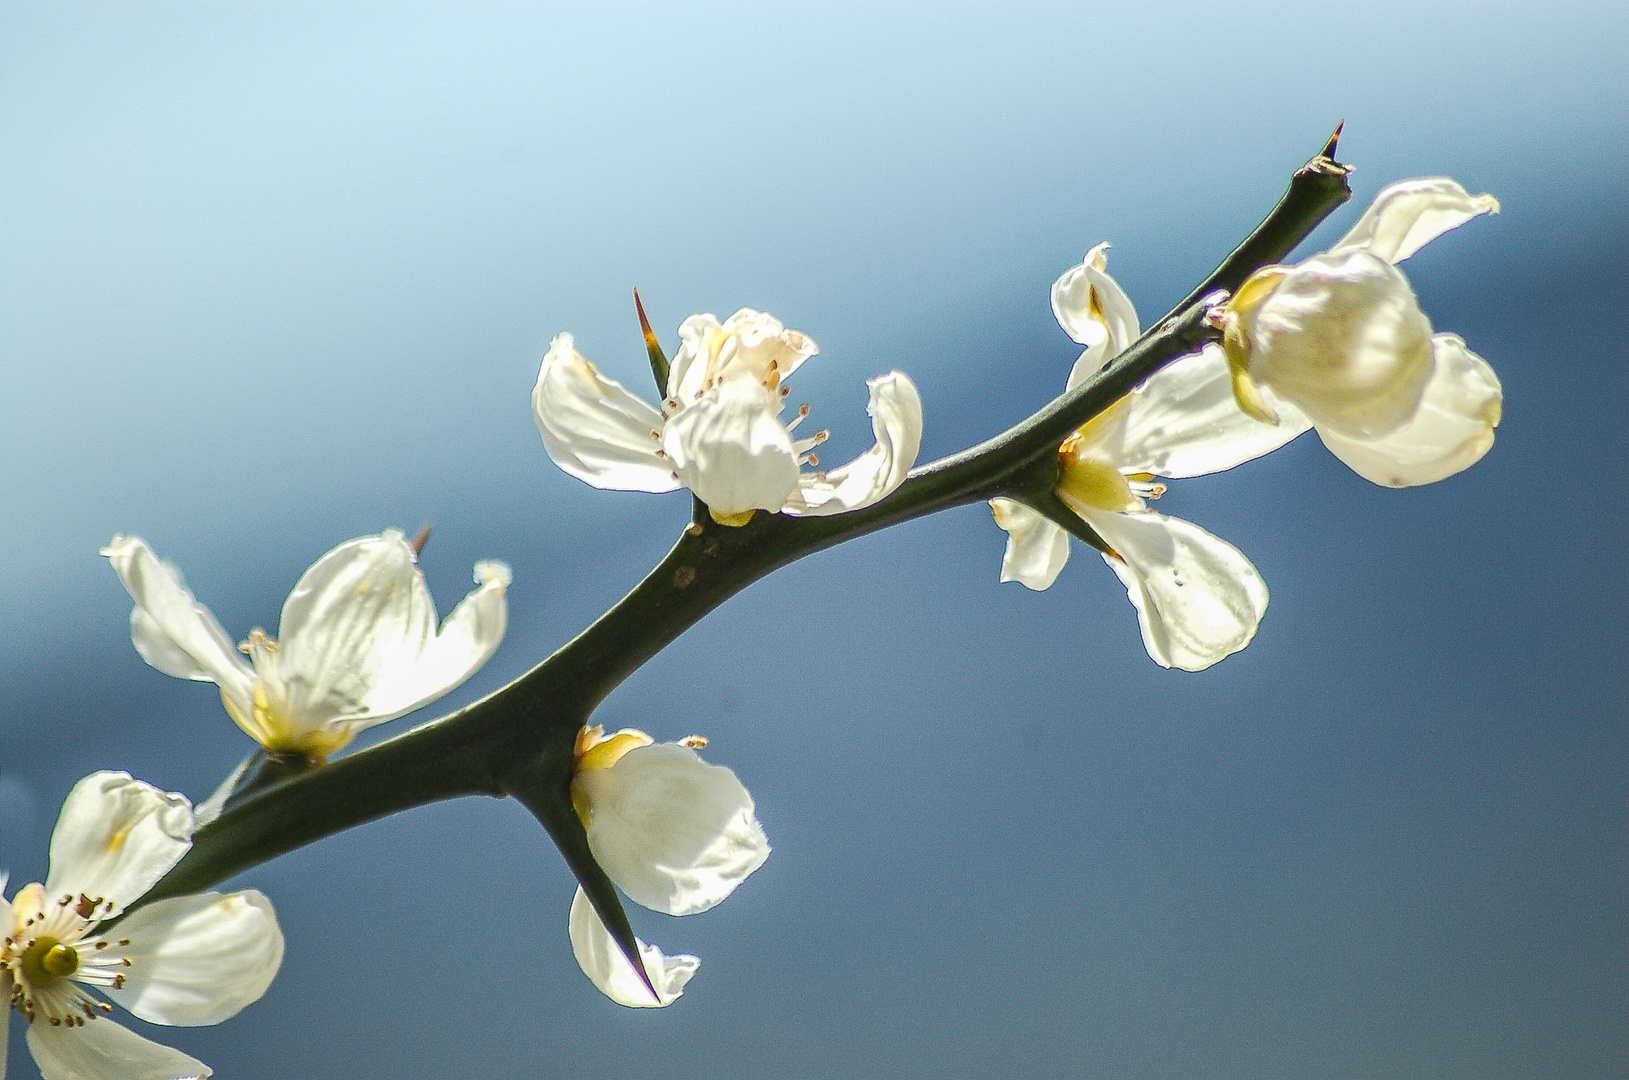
[2,3,1625,1078]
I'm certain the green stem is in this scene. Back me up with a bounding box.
[139,133,1352,979]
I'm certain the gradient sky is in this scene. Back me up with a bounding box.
[2,3,1625,1079]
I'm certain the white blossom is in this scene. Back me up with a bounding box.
[2,772,283,1080]
[532,308,923,525]
[103,531,511,762]
[565,726,770,1006]
[993,244,1291,671]
[1216,178,1503,486]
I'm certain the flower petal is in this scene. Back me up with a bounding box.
[46,773,193,919]
[1315,333,1502,487]
[1249,250,1434,440]
[27,1015,211,1080]
[668,310,817,404]
[1053,242,1140,360]
[272,533,508,735]
[574,742,770,917]
[272,531,434,730]
[103,890,283,1026]
[990,499,1071,590]
[1106,346,1312,478]
[785,371,923,516]
[663,373,800,520]
[1329,177,1500,265]
[333,559,513,728]
[100,538,254,708]
[1080,508,1269,672]
[532,332,680,493]
[568,887,697,1008]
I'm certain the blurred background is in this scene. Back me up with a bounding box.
[1,2,1624,1078]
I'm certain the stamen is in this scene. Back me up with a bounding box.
[680,735,709,748]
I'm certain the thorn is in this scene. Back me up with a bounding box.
[634,289,660,353]
[410,523,433,556]
[635,289,672,396]
[1320,121,1344,161]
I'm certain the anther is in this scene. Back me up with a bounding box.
[680,735,709,748]
[410,523,433,556]
[806,454,820,467]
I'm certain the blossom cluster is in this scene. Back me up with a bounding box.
[8,174,1500,1077]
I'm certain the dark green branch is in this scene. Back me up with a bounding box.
[137,132,1353,982]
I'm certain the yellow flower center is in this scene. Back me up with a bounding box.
[1218,265,1292,425]
[21,937,78,986]
[571,725,657,828]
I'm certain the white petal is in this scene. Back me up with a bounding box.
[27,1016,211,1080]
[575,742,770,916]
[1081,508,1269,672]
[532,332,680,493]
[103,891,283,1026]
[1316,333,1502,487]
[46,773,193,919]
[333,559,513,728]
[663,374,800,519]
[990,499,1070,590]
[274,533,507,734]
[1249,250,1434,440]
[786,371,924,516]
[1107,346,1312,478]
[1052,242,1140,358]
[100,538,254,707]
[568,887,697,1008]
[1330,177,1500,265]
[668,310,817,404]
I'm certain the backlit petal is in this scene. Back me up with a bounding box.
[574,742,770,916]
[104,891,283,1027]
[1053,243,1140,359]
[1248,250,1434,440]
[568,887,698,1008]
[46,772,193,919]
[786,372,923,516]
[1316,333,1502,487]
[663,374,799,519]
[335,559,513,728]
[668,310,816,404]
[273,532,434,729]
[100,538,254,709]
[27,1016,210,1080]
[532,332,680,494]
[1080,508,1269,672]
[990,499,1070,590]
[1107,346,1311,478]
[1329,177,1500,265]
[273,532,507,734]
